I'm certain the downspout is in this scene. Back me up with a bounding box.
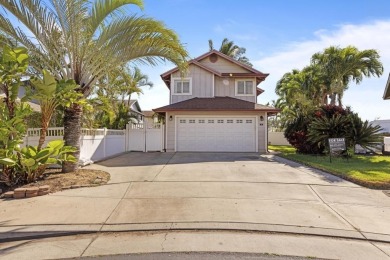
[164,112,167,152]
[266,112,268,153]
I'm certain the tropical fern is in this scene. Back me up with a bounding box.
[348,113,383,151]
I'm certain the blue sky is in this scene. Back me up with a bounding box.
[135,0,390,121]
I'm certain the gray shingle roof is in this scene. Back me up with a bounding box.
[153,97,280,112]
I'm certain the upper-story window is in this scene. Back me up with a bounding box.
[172,78,192,95]
[235,80,254,96]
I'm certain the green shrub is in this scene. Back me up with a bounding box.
[1,140,76,184]
[284,105,383,154]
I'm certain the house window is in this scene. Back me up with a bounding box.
[235,80,254,95]
[173,78,192,95]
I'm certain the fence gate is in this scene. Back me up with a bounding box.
[126,121,164,152]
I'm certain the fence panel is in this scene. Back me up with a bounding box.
[268,132,290,146]
[80,134,105,162]
[128,128,146,152]
[23,127,127,165]
[105,130,126,157]
[384,137,390,153]
[127,122,164,152]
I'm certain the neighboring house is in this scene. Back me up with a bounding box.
[0,85,41,112]
[125,99,144,122]
[142,110,158,123]
[153,50,280,152]
[371,119,390,134]
[384,73,390,100]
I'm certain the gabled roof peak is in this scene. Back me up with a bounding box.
[161,50,269,89]
[195,50,267,75]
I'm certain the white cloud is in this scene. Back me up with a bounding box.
[254,20,390,121]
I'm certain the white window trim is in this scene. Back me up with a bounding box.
[172,77,192,95]
[235,79,255,96]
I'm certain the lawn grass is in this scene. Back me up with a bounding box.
[269,145,390,189]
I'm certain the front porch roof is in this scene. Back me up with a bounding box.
[153,97,280,114]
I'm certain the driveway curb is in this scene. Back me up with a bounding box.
[2,222,390,244]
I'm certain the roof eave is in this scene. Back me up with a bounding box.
[384,73,390,100]
[160,50,270,88]
[200,50,267,75]
[153,108,281,113]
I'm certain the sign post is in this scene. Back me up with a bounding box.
[328,138,346,163]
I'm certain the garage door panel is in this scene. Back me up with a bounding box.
[176,117,256,152]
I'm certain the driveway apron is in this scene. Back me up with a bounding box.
[1,152,389,246]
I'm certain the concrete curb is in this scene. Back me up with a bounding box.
[1,222,390,244]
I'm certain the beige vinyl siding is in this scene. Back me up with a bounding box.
[214,77,256,103]
[198,56,250,73]
[166,112,175,151]
[165,111,267,152]
[171,64,213,104]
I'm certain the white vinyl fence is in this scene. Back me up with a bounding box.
[384,137,390,153]
[24,127,126,165]
[126,122,164,152]
[268,132,290,146]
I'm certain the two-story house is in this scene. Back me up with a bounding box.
[153,50,280,153]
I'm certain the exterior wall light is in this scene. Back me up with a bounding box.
[260,115,264,121]
[169,115,173,121]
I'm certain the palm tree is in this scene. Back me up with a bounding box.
[28,70,79,151]
[0,0,188,172]
[311,46,383,106]
[89,65,152,129]
[125,67,153,106]
[275,69,313,116]
[103,66,153,106]
[208,38,252,67]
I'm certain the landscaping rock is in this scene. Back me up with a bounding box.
[13,188,26,198]
[93,179,102,184]
[26,187,39,193]
[38,191,50,196]
[13,193,26,199]
[25,192,38,198]
[3,191,14,198]
[14,188,27,193]
[39,185,50,191]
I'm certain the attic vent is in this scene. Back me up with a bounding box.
[209,53,218,63]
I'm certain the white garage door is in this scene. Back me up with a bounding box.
[176,117,257,152]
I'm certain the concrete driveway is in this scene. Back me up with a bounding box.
[1,152,390,259]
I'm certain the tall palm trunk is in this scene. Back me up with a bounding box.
[37,122,48,151]
[329,93,337,105]
[62,104,82,173]
[38,111,51,151]
[337,93,343,107]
